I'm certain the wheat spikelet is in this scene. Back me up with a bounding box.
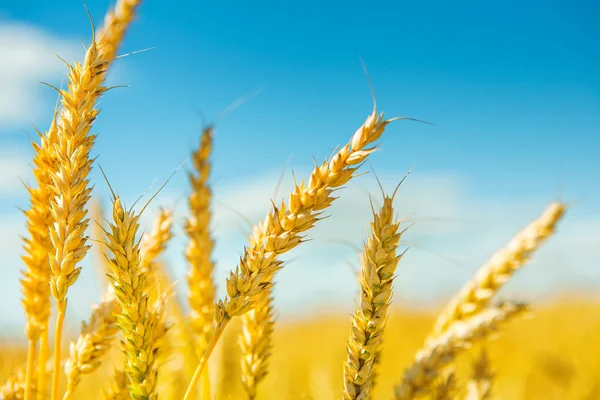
[432,372,457,400]
[184,102,402,399]
[62,292,120,399]
[395,302,526,400]
[103,369,129,400]
[103,196,162,400]
[465,350,494,400]
[431,202,565,336]
[343,190,404,400]
[240,291,275,400]
[186,126,217,352]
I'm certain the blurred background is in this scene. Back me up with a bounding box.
[0,0,599,398]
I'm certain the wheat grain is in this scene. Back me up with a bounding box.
[343,190,404,400]
[431,202,565,336]
[395,302,526,400]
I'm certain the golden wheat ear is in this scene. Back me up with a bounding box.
[343,187,405,400]
[395,302,526,400]
[431,201,566,336]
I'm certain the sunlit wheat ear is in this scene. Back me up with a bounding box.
[395,302,526,400]
[103,195,162,400]
[186,126,217,352]
[63,292,120,400]
[431,201,565,336]
[184,96,415,399]
[343,187,405,400]
[465,350,494,400]
[240,290,275,400]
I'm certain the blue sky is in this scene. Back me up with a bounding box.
[0,0,599,332]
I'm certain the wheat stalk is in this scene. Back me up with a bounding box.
[63,292,120,400]
[431,202,565,336]
[395,302,526,400]
[343,189,404,400]
[183,101,405,399]
[240,291,275,400]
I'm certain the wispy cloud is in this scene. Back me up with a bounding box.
[0,22,79,129]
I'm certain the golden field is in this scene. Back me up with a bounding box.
[0,1,596,399]
[2,299,600,399]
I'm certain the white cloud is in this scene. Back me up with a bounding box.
[0,22,79,129]
[0,148,30,194]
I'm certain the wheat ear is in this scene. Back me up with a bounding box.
[240,290,275,399]
[431,202,565,336]
[186,127,217,347]
[395,302,526,400]
[183,101,403,399]
[103,196,163,400]
[62,292,120,400]
[185,126,217,399]
[20,114,59,400]
[465,350,494,400]
[343,189,404,400]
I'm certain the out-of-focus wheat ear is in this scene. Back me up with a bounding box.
[343,189,405,400]
[98,0,144,62]
[21,114,59,400]
[184,98,411,399]
[465,350,494,400]
[155,261,200,394]
[185,126,217,400]
[395,302,526,400]
[62,292,120,400]
[141,208,174,290]
[240,291,275,400]
[103,369,129,400]
[432,372,458,400]
[91,199,112,285]
[1,368,34,400]
[217,318,242,400]
[431,202,565,336]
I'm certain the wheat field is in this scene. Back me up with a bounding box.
[0,1,597,400]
